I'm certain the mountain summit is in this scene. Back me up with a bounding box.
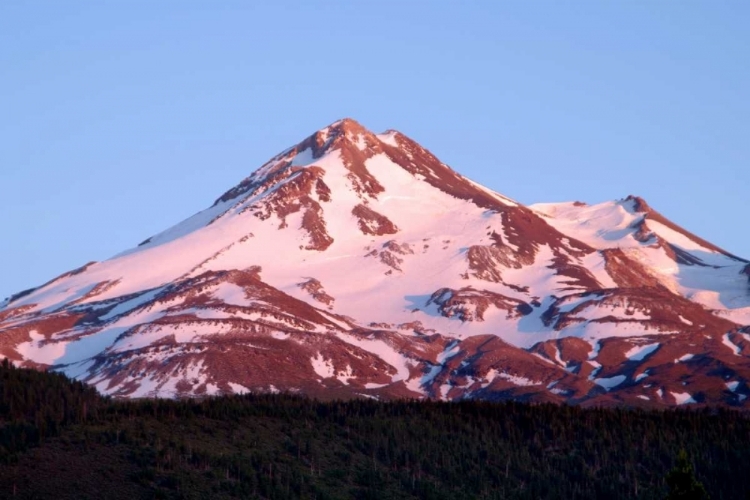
[2,119,749,407]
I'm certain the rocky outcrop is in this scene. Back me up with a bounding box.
[352,204,398,236]
[427,287,532,322]
[298,278,334,306]
[602,249,663,288]
[627,195,747,260]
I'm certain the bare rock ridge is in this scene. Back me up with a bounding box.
[625,194,747,262]
[2,118,750,408]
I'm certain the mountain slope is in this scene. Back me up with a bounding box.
[2,118,749,407]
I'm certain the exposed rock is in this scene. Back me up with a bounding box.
[627,195,747,261]
[382,240,414,255]
[466,245,516,283]
[298,278,335,306]
[352,204,398,236]
[379,250,403,272]
[428,287,532,322]
[602,249,663,289]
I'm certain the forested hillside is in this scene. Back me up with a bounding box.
[0,360,748,499]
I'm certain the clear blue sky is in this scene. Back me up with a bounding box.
[1,1,748,300]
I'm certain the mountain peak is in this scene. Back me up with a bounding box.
[209,117,525,232]
[303,117,371,154]
[325,117,368,135]
[625,195,651,213]
[300,117,381,159]
[211,119,380,206]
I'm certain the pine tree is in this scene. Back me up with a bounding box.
[665,449,709,500]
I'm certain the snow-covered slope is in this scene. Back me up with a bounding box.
[2,118,749,408]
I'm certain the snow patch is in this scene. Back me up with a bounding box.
[311,353,335,379]
[678,315,693,326]
[625,342,659,361]
[336,365,355,385]
[722,333,741,356]
[588,340,601,360]
[594,375,626,391]
[211,282,249,307]
[101,287,165,320]
[228,382,251,394]
[376,132,399,147]
[671,392,697,405]
[364,382,388,389]
[726,381,740,392]
[483,368,542,388]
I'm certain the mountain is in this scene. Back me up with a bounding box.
[2,118,749,407]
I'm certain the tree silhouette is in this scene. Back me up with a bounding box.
[665,449,709,499]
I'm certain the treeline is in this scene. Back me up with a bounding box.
[0,359,747,499]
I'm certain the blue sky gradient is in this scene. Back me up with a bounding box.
[1,1,748,299]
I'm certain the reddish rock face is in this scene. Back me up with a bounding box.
[427,287,532,322]
[2,118,749,409]
[627,195,745,260]
[351,204,399,236]
[602,249,663,289]
[298,278,334,307]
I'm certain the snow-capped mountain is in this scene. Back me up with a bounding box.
[2,118,749,407]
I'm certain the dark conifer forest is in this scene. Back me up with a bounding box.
[0,360,748,499]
